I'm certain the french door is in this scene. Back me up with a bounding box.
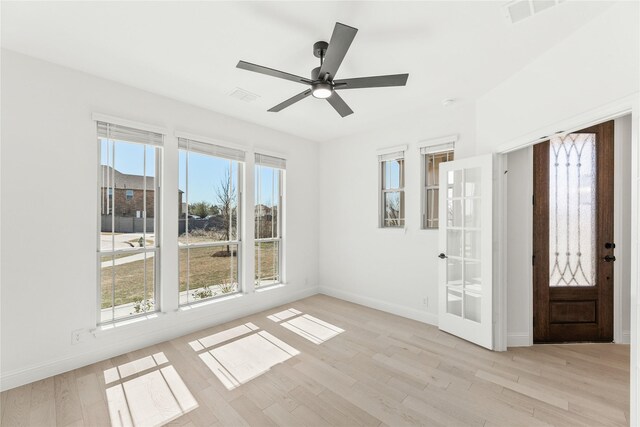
[438,154,494,350]
[533,121,614,343]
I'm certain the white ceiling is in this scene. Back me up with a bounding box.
[1,1,613,142]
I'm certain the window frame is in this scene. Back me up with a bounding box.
[254,160,284,288]
[177,144,244,306]
[125,189,134,200]
[96,127,162,325]
[419,136,456,230]
[421,149,455,229]
[378,150,406,229]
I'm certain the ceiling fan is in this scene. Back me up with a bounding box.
[236,22,409,118]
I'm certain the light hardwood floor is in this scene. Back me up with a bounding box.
[0,295,630,426]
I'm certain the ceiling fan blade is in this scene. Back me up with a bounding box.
[326,92,353,117]
[334,74,409,90]
[318,22,358,80]
[237,61,312,85]
[268,89,312,112]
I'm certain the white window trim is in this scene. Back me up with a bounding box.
[178,140,244,306]
[417,134,458,150]
[174,130,248,154]
[377,144,408,156]
[96,126,163,326]
[254,162,285,288]
[92,113,168,136]
[378,146,406,229]
[254,147,287,161]
[420,135,457,230]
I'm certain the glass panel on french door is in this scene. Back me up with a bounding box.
[549,133,596,287]
[445,166,483,322]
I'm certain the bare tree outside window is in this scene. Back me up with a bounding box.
[379,156,405,228]
[178,145,242,306]
[216,168,237,254]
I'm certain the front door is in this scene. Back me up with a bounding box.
[533,121,615,343]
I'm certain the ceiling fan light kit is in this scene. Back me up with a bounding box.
[311,82,332,99]
[236,22,409,117]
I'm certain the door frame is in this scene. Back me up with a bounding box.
[492,93,639,425]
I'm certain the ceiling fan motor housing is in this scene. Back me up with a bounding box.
[313,41,329,59]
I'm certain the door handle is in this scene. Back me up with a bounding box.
[603,255,616,262]
[438,253,448,259]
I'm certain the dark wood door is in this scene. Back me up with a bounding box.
[533,121,614,343]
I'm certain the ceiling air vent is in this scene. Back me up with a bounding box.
[504,0,565,24]
[228,87,260,103]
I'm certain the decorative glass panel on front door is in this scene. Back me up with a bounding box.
[548,133,596,287]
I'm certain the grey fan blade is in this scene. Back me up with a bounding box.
[334,74,409,89]
[326,92,353,117]
[318,23,358,80]
[237,61,312,85]
[268,89,313,112]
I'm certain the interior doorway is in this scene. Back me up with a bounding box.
[532,121,614,343]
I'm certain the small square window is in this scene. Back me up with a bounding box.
[126,189,134,200]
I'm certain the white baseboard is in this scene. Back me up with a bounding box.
[0,286,318,392]
[507,332,532,347]
[318,286,438,326]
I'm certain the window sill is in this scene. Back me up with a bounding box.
[256,283,285,293]
[94,312,160,335]
[377,227,408,234]
[179,292,244,311]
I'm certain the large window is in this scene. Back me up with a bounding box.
[98,122,162,324]
[421,142,454,229]
[178,138,244,305]
[379,150,405,228]
[255,153,285,287]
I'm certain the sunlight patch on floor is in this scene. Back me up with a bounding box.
[104,352,169,384]
[281,314,344,344]
[104,354,198,427]
[188,322,259,351]
[199,331,299,390]
[267,308,302,322]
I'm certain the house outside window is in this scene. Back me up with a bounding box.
[97,121,163,324]
[126,189,134,200]
[420,137,456,229]
[379,148,405,228]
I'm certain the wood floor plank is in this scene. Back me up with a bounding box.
[229,395,276,427]
[1,384,32,427]
[53,372,82,427]
[263,402,304,426]
[0,295,630,427]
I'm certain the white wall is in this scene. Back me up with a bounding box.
[476,1,639,154]
[317,103,475,324]
[505,115,632,347]
[0,50,319,390]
